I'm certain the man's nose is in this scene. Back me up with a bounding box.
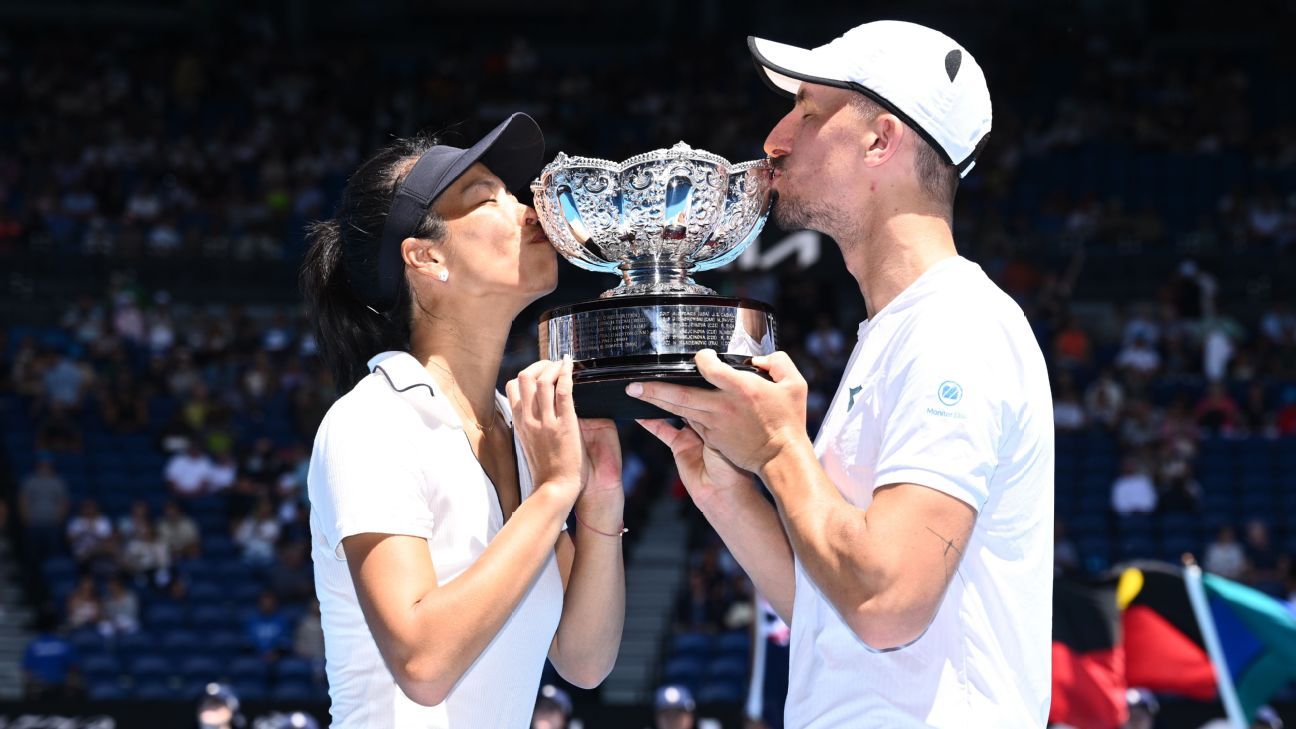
[763,109,797,158]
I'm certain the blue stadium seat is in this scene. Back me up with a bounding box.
[670,632,712,660]
[705,657,748,681]
[696,680,745,704]
[714,631,751,657]
[180,655,224,682]
[128,655,173,680]
[190,604,234,629]
[82,653,121,681]
[275,657,313,682]
[1117,535,1157,561]
[229,680,268,702]
[207,630,245,655]
[228,655,269,682]
[87,680,126,701]
[662,656,704,687]
[46,559,80,583]
[271,681,315,701]
[146,604,187,629]
[68,628,105,653]
[132,680,174,699]
[162,629,202,653]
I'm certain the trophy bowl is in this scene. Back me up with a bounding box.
[532,143,778,419]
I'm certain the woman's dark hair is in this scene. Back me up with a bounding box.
[299,136,447,394]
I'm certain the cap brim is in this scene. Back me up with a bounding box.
[748,36,852,99]
[445,112,546,195]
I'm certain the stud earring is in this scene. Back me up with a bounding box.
[437,270,449,282]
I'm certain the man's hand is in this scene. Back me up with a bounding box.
[627,349,809,473]
[636,418,753,510]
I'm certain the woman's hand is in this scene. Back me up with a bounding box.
[575,418,625,533]
[507,357,583,508]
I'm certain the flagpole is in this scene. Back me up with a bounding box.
[1184,562,1246,729]
[745,594,769,722]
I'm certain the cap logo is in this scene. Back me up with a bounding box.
[945,49,962,82]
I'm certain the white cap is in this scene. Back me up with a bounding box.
[749,20,993,177]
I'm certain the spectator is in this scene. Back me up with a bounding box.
[65,499,116,572]
[18,455,69,565]
[1115,336,1160,381]
[1243,520,1286,594]
[293,599,325,677]
[120,519,170,587]
[164,442,212,498]
[1084,369,1125,431]
[1053,314,1093,370]
[100,575,140,636]
[1194,383,1241,434]
[1053,378,1088,432]
[1239,382,1272,435]
[22,611,80,700]
[98,370,149,434]
[1111,457,1158,515]
[35,403,83,453]
[266,541,313,604]
[1055,520,1080,575]
[1203,526,1248,580]
[804,313,846,368]
[64,576,101,630]
[157,501,201,560]
[115,500,151,542]
[233,497,279,566]
[245,590,291,662]
[42,351,88,409]
[532,684,573,729]
[654,685,696,729]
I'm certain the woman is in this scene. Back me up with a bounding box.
[299,113,625,727]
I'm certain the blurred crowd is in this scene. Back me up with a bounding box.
[1,1,1294,708]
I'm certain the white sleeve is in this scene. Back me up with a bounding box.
[869,321,1009,513]
[309,399,438,560]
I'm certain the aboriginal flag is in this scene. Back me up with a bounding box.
[1049,573,1127,729]
[1120,561,1217,699]
[1122,561,1296,725]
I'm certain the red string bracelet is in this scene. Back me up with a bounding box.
[574,511,628,538]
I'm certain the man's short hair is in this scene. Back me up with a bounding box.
[848,95,959,212]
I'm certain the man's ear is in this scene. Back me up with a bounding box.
[863,113,907,171]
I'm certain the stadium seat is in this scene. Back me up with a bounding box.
[697,680,745,704]
[87,680,126,701]
[229,680,268,702]
[132,680,174,699]
[271,681,315,701]
[275,657,313,682]
[82,653,122,681]
[705,657,748,681]
[662,656,704,687]
[714,631,751,657]
[128,654,173,681]
[180,655,224,683]
[228,655,270,682]
[162,628,203,653]
[146,603,187,629]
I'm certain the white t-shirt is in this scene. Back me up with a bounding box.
[788,256,1054,728]
[165,453,211,495]
[308,351,563,728]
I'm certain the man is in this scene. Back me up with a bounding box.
[18,455,69,565]
[630,20,1054,727]
[653,685,696,729]
[531,684,573,729]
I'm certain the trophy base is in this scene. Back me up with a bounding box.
[571,358,764,420]
[539,295,779,420]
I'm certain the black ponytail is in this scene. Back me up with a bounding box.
[299,137,447,394]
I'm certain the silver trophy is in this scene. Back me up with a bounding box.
[531,142,778,418]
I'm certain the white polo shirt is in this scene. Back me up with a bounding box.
[308,351,563,728]
[786,256,1054,727]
